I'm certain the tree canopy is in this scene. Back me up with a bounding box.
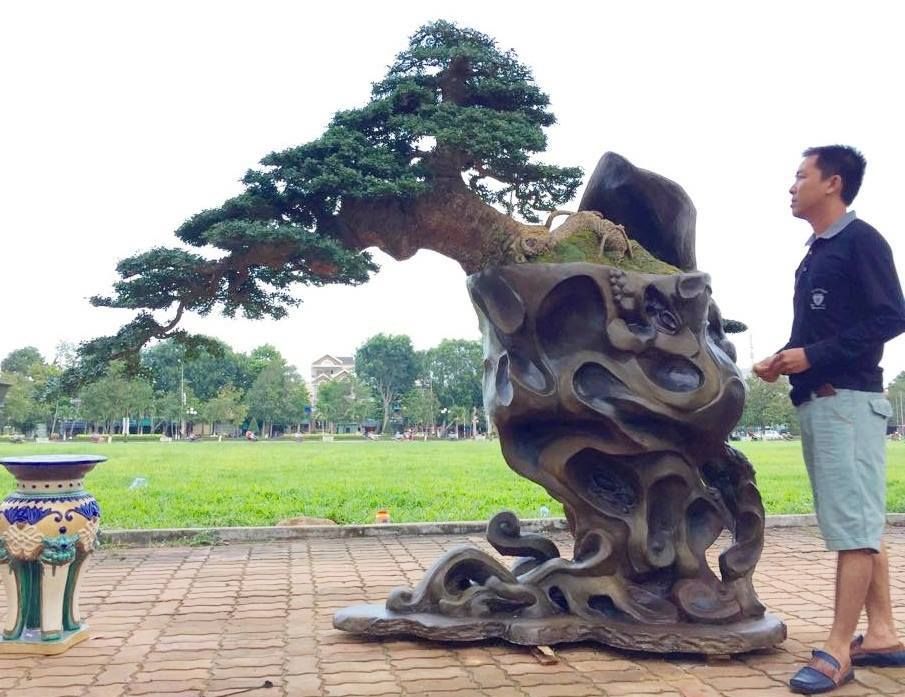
[419,339,483,412]
[75,21,584,380]
[737,374,799,435]
[1,346,45,375]
[245,354,310,438]
[355,334,419,433]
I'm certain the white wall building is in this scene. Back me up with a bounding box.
[309,354,354,405]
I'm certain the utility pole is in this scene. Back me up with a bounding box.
[896,392,905,436]
[180,360,185,440]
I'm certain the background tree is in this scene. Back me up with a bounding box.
[344,376,377,424]
[75,21,587,379]
[201,385,248,436]
[142,338,252,400]
[886,371,905,432]
[285,380,312,434]
[1,347,57,434]
[247,345,283,383]
[2,346,45,375]
[420,339,483,413]
[78,361,154,434]
[355,334,418,433]
[315,377,374,433]
[0,374,44,433]
[314,379,348,434]
[153,390,184,436]
[448,403,472,438]
[738,375,799,435]
[244,352,305,437]
[402,384,440,436]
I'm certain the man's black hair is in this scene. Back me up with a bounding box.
[803,145,867,205]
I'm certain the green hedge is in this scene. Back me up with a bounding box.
[72,434,172,443]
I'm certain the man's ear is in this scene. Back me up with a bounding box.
[826,173,843,196]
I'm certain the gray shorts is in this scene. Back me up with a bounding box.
[796,388,892,552]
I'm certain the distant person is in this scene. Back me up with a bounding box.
[754,146,905,694]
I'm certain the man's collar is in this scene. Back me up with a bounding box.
[805,210,857,246]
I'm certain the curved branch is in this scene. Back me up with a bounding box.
[160,302,185,334]
[543,209,575,229]
[336,179,544,274]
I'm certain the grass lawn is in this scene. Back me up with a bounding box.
[2,440,905,529]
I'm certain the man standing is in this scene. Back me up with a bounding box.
[754,146,905,694]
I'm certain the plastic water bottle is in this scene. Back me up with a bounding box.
[129,477,148,490]
[539,505,550,519]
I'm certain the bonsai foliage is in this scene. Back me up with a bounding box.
[80,21,594,377]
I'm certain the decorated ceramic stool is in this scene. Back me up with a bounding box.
[0,454,104,654]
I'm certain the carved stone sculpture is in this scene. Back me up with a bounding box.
[335,264,786,653]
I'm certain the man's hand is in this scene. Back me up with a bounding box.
[753,355,781,383]
[773,348,811,375]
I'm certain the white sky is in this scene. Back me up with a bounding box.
[2,1,904,384]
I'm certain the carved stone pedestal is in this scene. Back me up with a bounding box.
[335,264,787,654]
[0,454,103,655]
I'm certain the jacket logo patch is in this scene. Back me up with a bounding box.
[811,288,828,310]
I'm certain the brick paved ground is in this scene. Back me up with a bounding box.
[2,526,905,697]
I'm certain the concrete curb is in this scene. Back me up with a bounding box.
[99,513,905,547]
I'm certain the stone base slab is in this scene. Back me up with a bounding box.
[334,604,786,655]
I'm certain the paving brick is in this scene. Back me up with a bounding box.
[707,675,786,690]
[503,661,579,676]
[15,675,93,689]
[11,688,87,697]
[322,669,397,685]
[323,681,399,696]
[131,669,210,682]
[83,685,127,697]
[142,658,213,672]
[468,665,511,687]
[519,685,605,697]
[566,658,642,672]
[480,688,530,697]
[2,528,905,697]
[720,690,805,697]
[667,678,724,697]
[125,679,206,694]
[94,664,141,685]
[398,676,478,692]
[595,681,671,695]
[854,669,905,694]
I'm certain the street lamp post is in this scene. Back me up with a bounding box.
[0,380,10,434]
[185,406,197,438]
[179,359,186,440]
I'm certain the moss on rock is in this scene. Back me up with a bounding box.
[532,229,679,275]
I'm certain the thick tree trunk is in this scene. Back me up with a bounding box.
[338,177,543,274]
[380,393,392,434]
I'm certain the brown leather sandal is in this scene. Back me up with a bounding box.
[850,634,905,666]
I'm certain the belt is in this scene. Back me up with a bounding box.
[801,383,837,403]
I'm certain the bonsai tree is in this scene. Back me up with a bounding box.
[78,21,670,379]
